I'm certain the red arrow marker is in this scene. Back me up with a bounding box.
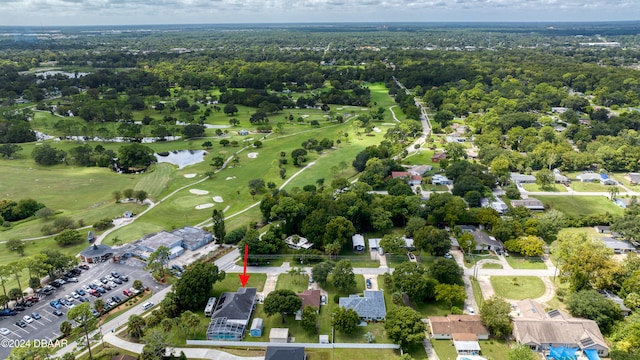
[238,244,250,288]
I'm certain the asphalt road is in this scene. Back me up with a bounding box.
[0,259,167,359]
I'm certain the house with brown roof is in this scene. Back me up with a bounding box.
[428,315,490,340]
[391,171,422,186]
[513,300,609,357]
[431,152,447,163]
[297,289,321,313]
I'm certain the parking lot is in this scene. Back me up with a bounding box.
[0,259,167,359]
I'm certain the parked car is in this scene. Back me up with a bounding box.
[91,309,99,317]
[120,275,129,282]
[15,320,26,328]
[97,287,106,293]
[112,296,122,303]
[366,278,372,289]
[0,309,17,317]
[111,271,120,278]
[467,306,475,315]
[113,278,123,285]
[52,309,63,316]
[0,328,10,335]
[65,295,74,303]
[444,253,453,259]
[23,315,33,323]
[31,312,41,320]
[25,295,40,303]
[102,283,112,291]
[77,297,86,303]
[130,287,140,295]
[79,264,90,270]
[67,277,79,283]
[82,285,91,292]
[123,289,133,297]
[100,278,108,284]
[76,289,86,296]
[13,306,26,312]
[71,292,80,299]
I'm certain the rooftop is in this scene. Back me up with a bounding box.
[265,346,305,360]
[298,289,321,310]
[339,290,386,320]
[80,244,113,258]
[211,287,257,321]
[352,234,365,248]
[171,226,213,245]
[429,315,490,336]
[138,231,183,250]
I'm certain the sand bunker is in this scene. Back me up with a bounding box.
[301,114,309,118]
[226,176,236,180]
[373,127,382,133]
[212,196,224,203]
[195,203,214,209]
[189,189,209,195]
[183,173,197,178]
[247,152,258,159]
[361,108,369,111]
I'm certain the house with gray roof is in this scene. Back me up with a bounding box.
[511,198,545,211]
[171,226,213,250]
[513,300,609,357]
[510,173,536,184]
[601,290,631,317]
[471,231,502,252]
[626,173,640,185]
[206,287,257,341]
[576,173,603,183]
[352,234,365,252]
[601,237,637,254]
[339,290,386,321]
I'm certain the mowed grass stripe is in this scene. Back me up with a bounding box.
[134,163,175,199]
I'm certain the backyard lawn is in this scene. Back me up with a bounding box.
[539,195,623,217]
[522,183,567,192]
[490,276,546,300]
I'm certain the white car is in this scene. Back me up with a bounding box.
[467,306,475,315]
[106,276,115,281]
[0,328,10,336]
[444,253,453,259]
[23,315,33,324]
[108,281,117,288]
[65,295,74,303]
[82,285,91,292]
[71,292,80,299]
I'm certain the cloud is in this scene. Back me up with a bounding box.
[1,0,638,26]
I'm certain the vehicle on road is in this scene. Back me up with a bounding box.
[141,302,154,310]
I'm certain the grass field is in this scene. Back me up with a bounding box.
[470,276,484,306]
[505,255,547,270]
[276,273,310,293]
[432,339,460,360]
[570,181,622,193]
[482,263,503,269]
[490,276,546,300]
[539,195,623,217]
[522,183,567,192]
[402,149,441,167]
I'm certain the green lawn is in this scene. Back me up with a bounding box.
[505,255,547,270]
[306,348,403,360]
[522,183,567,192]
[432,339,459,360]
[570,182,622,193]
[402,149,440,167]
[470,276,484,306]
[539,195,623,217]
[490,276,546,300]
[212,273,266,297]
[480,339,513,360]
[276,273,310,293]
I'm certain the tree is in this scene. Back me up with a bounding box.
[333,306,360,334]
[68,302,97,360]
[117,143,156,171]
[312,262,334,285]
[517,235,546,258]
[127,314,146,338]
[291,148,308,166]
[379,234,407,255]
[508,345,537,360]
[391,262,436,302]
[301,306,318,333]
[181,310,200,338]
[535,169,554,188]
[54,229,83,246]
[445,142,466,162]
[29,277,40,290]
[211,209,226,242]
[332,259,356,292]
[385,306,425,350]
[435,283,466,308]
[211,156,225,169]
[135,190,148,203]
[364,331,375,343]
[567,289,622,333]
[431,258,464,285]
[123,188,135,199]
[405,217,426,238]
[551,232,617,291]
[536,209,565,242]
[147,246,171,280]
[59,321,73,337]
[264,289,302,324]
[93,298,105,313]
[174,261,224,310]
[31,143,65,165]
[223,103,238,116]
[480,297,513,337]
[323,216,355,249]
[414,226,451,256]
[35,207,54,220]
[6,238,25,256]
[0,144,21,158]
[133,279,144,291]
[458,233,476,256]
[141,327,170,360]
[248,178,266,192]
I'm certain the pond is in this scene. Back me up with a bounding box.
[155,150,206,169]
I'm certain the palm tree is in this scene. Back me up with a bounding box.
[288,267,301,285]
[609,186,620,201]
[8,261,24,301]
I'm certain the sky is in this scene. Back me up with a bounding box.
[1,0,639,27]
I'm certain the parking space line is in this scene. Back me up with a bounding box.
[41,316,53,323]
[11,331,22,339]
[27,323,37,330]
[16,327,29,335]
